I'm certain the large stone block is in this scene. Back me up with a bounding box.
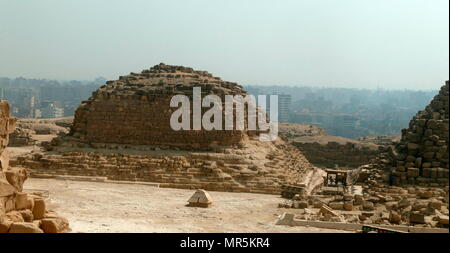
[5,167,28,192]
[362,201,375,211]
[0,218,12,233]
[15,192,28,210]
[18,209,33,222]
[8,222,43,233]
[354,195,364,205]
[319,205,339,217]
[422,168,431,178]
[407,143,419,150]
[430,168,438,178]
[32,198,46,219]
[389,211,401,224]
[343,201,353,211]
[329,202,344,210]
[407,167,420,178]
[41,217,70,233]
[439,216,449,225]
[409,213,426,224]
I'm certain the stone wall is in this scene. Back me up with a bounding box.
[280,181,449,229]
[292,141,382,168]
[8,127,36,147]
[13,138,314,195]
[74,97,247,150]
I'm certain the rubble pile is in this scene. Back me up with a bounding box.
[1,101,70,233]
[279,123,383,168]
[279,184,449,228]
[14,139,313,194]
[278,82,449,230]
[8,127,37,147]
[292,141,382,168]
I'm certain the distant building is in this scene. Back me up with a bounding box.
[246,90,292,123]
[278,94,292,123]
[34,109,42,118]
[266,93,292,123]
[40,101,65,118]
[54,107,65,118]
[18,93,37,118]
[245,86,261,97]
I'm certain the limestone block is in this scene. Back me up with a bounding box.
[5,211,24,223]
[354,195,364,205]
[362,201,375,211]
[32,198,46,219]
[0,218,13,233]
[329,202,344,210]
[18,209,33,222]
[407,168,420,178]
[438,215,449,225]
[407,143,419,150]
[319,205,339,217]
[5,167,28,192]
[15,192,28,210]
[389,211,401,224]
[428,200,442,210]
[409,213,426,224]
[343,201,353,211]
[8,222,43,233]
[41,217,70,233]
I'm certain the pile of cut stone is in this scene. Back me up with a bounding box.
[0,190,70,233]
[279,184,449,228]
[277,81,449,230]
[8,127,37,147]
[1,100,70,233]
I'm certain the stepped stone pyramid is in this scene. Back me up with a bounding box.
[13,64,316,194]
[391,81,449,186]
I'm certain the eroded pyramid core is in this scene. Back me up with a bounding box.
[70,63,253,150]
[13,64,319,194]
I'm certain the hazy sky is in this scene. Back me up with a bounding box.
[0,0,448,89]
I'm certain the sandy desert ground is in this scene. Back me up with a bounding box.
[24,178,348,233]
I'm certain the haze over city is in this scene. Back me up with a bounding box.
[1,0,448,90]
